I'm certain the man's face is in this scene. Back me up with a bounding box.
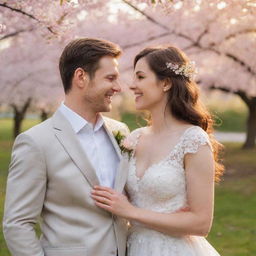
[83,56,121,113]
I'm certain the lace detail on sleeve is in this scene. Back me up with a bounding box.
[182,127,213,155]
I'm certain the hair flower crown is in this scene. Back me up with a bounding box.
[166,61,197,80]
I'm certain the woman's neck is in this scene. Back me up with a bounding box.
[149,105,187,134]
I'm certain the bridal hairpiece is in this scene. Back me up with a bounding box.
[166,61,197,80]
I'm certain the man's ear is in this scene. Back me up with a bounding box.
[162,78,172,92]
[74,68,89,88]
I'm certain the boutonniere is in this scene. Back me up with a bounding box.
[113,130,133,159]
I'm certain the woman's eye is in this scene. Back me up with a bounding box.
[138,76,144,80]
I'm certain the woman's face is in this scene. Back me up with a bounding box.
[130,57,167,111]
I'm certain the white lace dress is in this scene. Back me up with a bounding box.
[125,126,221,256]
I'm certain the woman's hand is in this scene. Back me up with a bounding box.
[91,186,136,219]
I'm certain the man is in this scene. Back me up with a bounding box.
[3,38,130,256]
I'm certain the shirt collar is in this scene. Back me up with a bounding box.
[94,114,104,132]
[59,103,104,133]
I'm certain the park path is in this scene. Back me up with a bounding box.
[214,132,245,143]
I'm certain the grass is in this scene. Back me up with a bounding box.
[0,118,256,256]
[121,112,147,131]
[209,176,256,256]
[223,142,256,177]
[0,119,40,256]
[211,109,247,132]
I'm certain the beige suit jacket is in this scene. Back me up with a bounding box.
[3,110,130,256]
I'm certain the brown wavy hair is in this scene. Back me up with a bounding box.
[134,45,224,182]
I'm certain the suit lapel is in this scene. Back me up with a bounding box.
[103,119,128,192]
[114,157,129,192]
[52,110,100,188]
[103,121,122,159]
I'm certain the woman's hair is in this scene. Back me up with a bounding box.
[134,45,224,182]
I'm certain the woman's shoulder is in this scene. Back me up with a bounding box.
[182,125,213,153]
[123,127,147,150]
[130,127,147,136]
[184,125,208,137]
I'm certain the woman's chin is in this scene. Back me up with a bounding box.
[135,103,147,111]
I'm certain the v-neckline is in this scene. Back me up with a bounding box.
[132,126,197,181]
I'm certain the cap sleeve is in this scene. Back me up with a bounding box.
[182,126,213,155]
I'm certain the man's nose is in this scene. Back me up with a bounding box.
[112,80,121,92]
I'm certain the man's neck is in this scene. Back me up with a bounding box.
[63,100,98,125]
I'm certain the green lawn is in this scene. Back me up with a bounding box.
[210,109,247,132]
[0,118,256,256]
[209,177,256,255]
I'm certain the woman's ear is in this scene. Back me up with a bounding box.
[163,78,172,92]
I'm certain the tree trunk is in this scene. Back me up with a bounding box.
[243,104,256,149]
[13,110,23,138]
[209,87,256,149]
[40,109,49,122]
[11,98,32,139]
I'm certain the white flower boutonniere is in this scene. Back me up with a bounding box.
[113,131,133,159]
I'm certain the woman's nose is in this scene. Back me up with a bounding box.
[129,81,137,91]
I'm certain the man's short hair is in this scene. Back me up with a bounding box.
[59,38,122,93]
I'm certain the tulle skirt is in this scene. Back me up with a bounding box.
[127,226,220,256]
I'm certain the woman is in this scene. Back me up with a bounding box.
[91,45,224,255]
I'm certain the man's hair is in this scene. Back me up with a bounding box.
[59,38,122,93]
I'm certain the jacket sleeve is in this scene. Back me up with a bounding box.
[3,133,46,256]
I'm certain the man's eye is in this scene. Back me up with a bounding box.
[138,75,144,80]
[108,77,115,81]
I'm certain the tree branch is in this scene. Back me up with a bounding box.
[209,28,256,47]
[11,97,32,115]
[0,3,38,21]
[0,27,35,41]
[210,85,253,106]
[124,26,255,77]
[0,2,57,34]
[120,2,255,78]
[123,31,170,49]
[225,52,255,75]
[122,0,170,31]
[200,46,256,76]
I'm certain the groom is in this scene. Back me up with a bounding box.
[3,38,130,256]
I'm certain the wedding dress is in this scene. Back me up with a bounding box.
[125,126,221,256]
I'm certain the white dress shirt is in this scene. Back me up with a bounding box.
[59,103,119,188]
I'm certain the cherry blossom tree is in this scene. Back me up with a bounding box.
[0,0,255,148]
[119,0,256,149]
[0,30,63,137]
[72,0,256,148]
[152,0,256,148]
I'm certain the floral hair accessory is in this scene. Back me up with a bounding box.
[166,61,197,80]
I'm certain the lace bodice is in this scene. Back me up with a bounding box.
[126,126,212,214]
[125,126,220,256]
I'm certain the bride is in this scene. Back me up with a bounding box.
[91,45,224,256]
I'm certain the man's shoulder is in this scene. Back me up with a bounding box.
[12,118,53,152]
[19,117,53,144]
[25,118,52,134]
